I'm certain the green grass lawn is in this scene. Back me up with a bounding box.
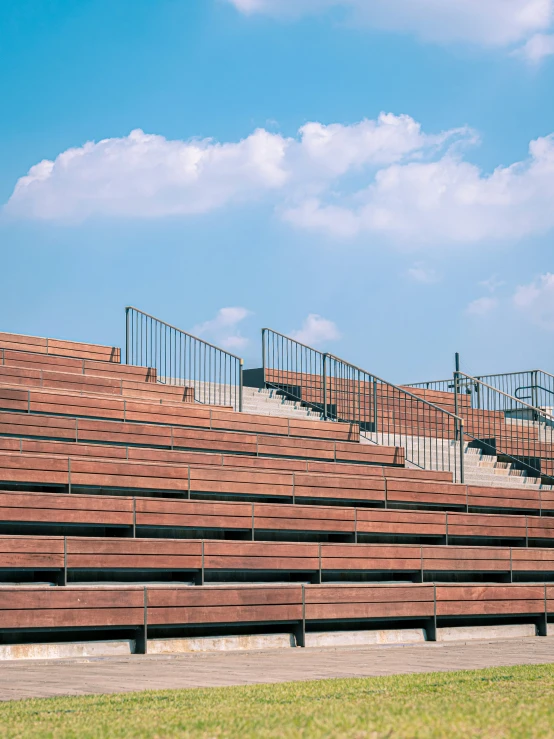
[1,664,554,738]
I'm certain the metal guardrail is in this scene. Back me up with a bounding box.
[261,328,465,481]
[408,369,554,413]
[125,307,243,411]
[452,370,554,484]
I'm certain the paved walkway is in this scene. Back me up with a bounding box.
[2,637,554,701]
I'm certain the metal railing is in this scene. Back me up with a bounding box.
[408,369,554,412]
[126,307,243,411]
[261,328,465,481]
[452,371,554,484]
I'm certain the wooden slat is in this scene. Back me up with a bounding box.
[0,332,120,363]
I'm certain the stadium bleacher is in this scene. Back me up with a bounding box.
[0,327,553,658]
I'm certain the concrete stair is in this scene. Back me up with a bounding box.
[461,445,550,489]
[180,381,551,489]
[360,433,551,490]
[242,387,324,420]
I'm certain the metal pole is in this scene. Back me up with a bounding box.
[125,307,130,365]
[532,370,538,410]
[453,352,463,482]
[239,359,244,413]
[323,353,328,421]
[454,352,460,418]
[261,329,266,386]
[458,418,465,483]
[373,378,378,434]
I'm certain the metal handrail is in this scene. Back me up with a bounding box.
[407,368,554,414]
[457,372,552,418]
[262,329,462,420]
[408,369,554,385]
[126,307,243,411]
[261,328,465,481]
[325,354,463,420]
[454,370,554,484]
[515,384,554,402]
[126,306,243,362]
[406,378,452,389]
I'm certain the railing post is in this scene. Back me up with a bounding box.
[373,378,378,435]
[532,370,538,411]
[261,329,266,386]
[453,352,463,481]
[454,352,460,419]
[458,418,465,484]
[322,353,328,421]
[125,307,130,365]
[239,359,244,413]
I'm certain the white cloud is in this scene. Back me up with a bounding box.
[465,297,498,316]
[226,0,554,52]
[227,0,336,18]
[406,262,440,284]
[290,314,341,346]
[6,114,554,249]
[480,275,505,293]
[4,113,472,227]
[283,132,554,244]
[516,32,554,61]
[513,273,554,328]
[4,128,289,220]
[192,307,252,351]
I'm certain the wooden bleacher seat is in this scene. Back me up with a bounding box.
[4,534,554,585]
[2,486,554,545]
[1,328,554,653]
[0,332,121,363]
[1,582,549,648]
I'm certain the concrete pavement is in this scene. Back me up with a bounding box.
[2,636,554,701]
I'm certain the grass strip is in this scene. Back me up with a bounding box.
[1,663,554,738]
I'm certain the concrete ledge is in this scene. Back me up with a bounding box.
[436,624,537,642]
[305,628,426,648]
[0,640,134,661]
[147,633,296,654]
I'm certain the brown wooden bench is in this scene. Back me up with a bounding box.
[0,412,402,467]
[0,332,121,363]
[0,385,359,443]
[0,435,453,485]
[0,490,134,531]
[3,486,554,548]
[0,585,145,630]
[147,584,303,630]
[0,535,64,572]
[435,583,548,621]
[467,485,543,513]
[0,582,551,646]
[304,583,435,622]
[0,451,407,506]
[66,537,202,572]
[0,348,155,382]
[446,511,529,541]
[0,446,550,515]
[0,365,194,403]
[11,536,554,584]
[385,478,468,509]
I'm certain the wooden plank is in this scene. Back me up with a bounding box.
[0,587,144,610]
[147,585,302,608]
[304,584,434,604]
[0,608,143,629]
[149,604,301,625]
[305,601,434,620]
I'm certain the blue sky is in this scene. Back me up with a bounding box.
[1,0,554,382]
